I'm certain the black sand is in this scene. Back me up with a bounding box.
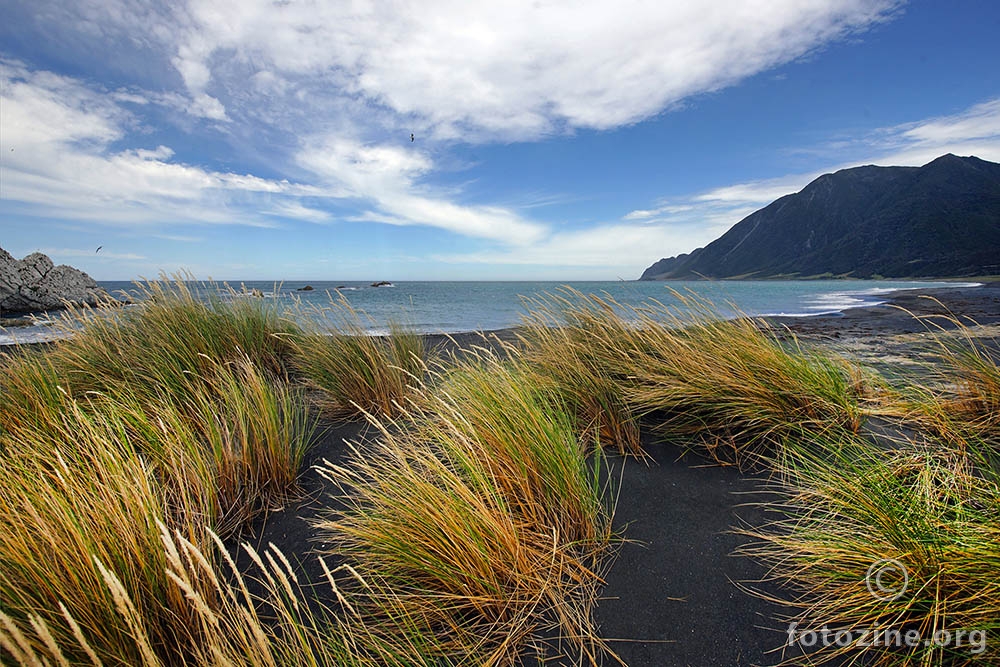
[225,281,1000,666]
[9,283,995,665]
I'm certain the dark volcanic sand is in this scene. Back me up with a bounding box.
[594,442,787,667]
[193,283,1000,665]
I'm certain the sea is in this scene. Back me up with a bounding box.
[0,279,981,345]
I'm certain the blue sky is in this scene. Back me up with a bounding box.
[1,0,999,281]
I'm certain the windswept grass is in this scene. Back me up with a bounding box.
[886,304,1000,450]
[0,278,316,664]
[742,439,1000,666]
[728,301,1000,666]
[11,279,990,666]
[627,303,863,466]
[519,288,864,467]
[0,401,208,665]
[289,295,426,418]
[519,291,644,456]
[1,521,374,667]
[316,350,615,665]
[51,276,299,397]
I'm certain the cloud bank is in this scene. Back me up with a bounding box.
[19,0,996,279]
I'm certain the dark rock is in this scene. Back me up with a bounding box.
[297,285,315,291]
[370,280,393,287]
[0,246,109,315]
[640,154,1000,280]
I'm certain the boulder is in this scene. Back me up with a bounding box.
[0,246,109,315]
[297,285,315,291]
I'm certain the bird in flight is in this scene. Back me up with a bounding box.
[96,246,103,253]
[410,133,414,142]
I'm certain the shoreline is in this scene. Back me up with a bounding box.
[437,281,1000,354]
[773,280,1000,332]
[3,280,994,349]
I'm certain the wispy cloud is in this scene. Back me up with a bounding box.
[29,0,900,142]
[0,0,922,279]
[436,219,738,272]
[37,247,147,261]
[153,234,203,243]
[0,60,325,227]
[296,137,548,244]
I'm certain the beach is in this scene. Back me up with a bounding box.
[223,281,998,666]
[2,280,998,665]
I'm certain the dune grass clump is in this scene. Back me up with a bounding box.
[519,288,864,467]
[743,440,1000,666]
[0,520,376,667]
[289,295,425,418]
[106,355,314,536]
[627,301,863,466]
[890,308,1000,450]
[57,277,297,396]
[0,401,209,665]
[316,351,615,665]
[519,291,644,456]
[0,279,317,664]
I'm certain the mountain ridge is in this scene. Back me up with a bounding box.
[639,154,1000,280]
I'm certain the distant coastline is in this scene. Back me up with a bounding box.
[1,278,992,347]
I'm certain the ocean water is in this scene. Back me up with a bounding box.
[0,279,979,345]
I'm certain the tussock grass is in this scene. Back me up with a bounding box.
[734,303,1000,666]
[51,276,298,397]
[0,278,316,664]
[316,350,615,665]
[0,402,206,665]
[13,280,988,666]
[742,440,1000,666]
[519,291,643,456]
[887,305,1000,449]
[628,309,863,466]
[0,523,372,667]
[289,295,425,418]
[519,288,863,467]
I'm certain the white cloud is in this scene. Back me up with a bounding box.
[0,60,547,244]
[154,234,203,243]
[900,99,1000,146]
[297,137,548,245]
[438,218,736,272]
[3,1,906,270]
[38,247,147,261]
[0,61,323,227]
[55,0,899,141]
[19,1,992,280]
[870,99,1000,167]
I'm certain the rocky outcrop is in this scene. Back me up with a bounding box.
[0,247,109,315]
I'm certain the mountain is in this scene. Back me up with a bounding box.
[639,154,1000,280]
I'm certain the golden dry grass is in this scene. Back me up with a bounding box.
[315,349,616,665]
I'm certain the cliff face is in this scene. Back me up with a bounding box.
[0,247,108,314]
[640,154,1000,280]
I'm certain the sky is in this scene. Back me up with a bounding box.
[1,0,999,281]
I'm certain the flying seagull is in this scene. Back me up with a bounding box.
[96,246,103,253]
[410,133,414,142]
